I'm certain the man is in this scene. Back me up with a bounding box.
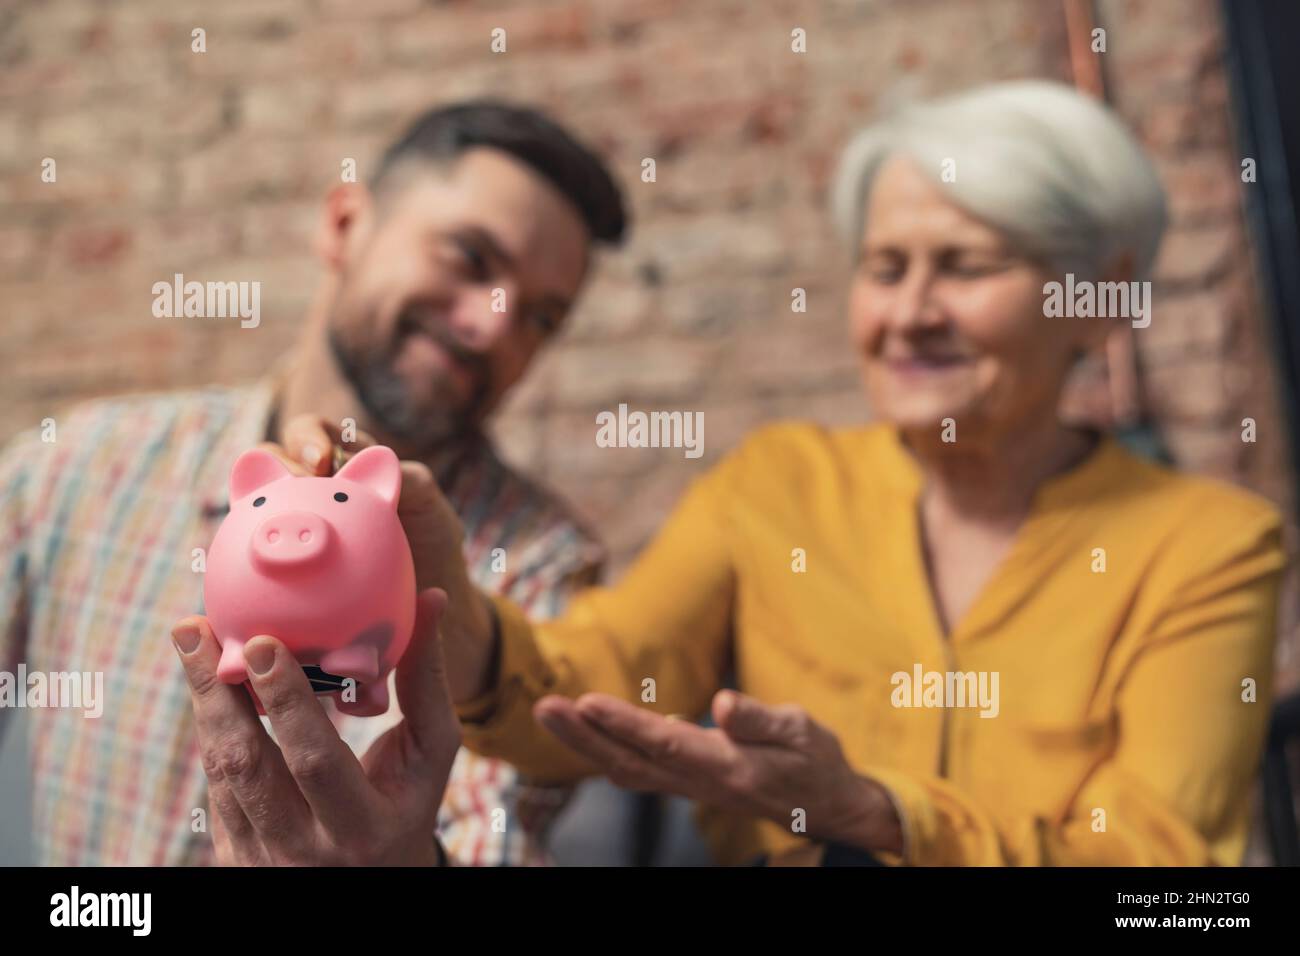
[0,100,627,865]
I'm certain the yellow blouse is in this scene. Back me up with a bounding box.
[456,422,1286,865]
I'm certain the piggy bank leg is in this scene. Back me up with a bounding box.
[216,638,248,684]
[320,645,380,684]
[334,680,390,718]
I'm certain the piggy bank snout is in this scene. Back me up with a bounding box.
[249,510,334,569]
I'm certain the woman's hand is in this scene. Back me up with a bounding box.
[172,589,459,866]
[264,414,497,703]
[535,690,904,856]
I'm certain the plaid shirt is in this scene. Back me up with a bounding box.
[0,373,604,866]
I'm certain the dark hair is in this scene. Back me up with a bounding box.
[371,99,628,245]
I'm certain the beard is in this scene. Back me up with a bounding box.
[326,299,491,452]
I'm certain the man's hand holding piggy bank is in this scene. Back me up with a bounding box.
[204,444,417,716]
[170,415,474,865]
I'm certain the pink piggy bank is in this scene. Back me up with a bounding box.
[202,445,416,717]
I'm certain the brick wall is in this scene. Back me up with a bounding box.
[2,0,1295,682]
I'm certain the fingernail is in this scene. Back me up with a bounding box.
[172,624,201,655]
[245,639,276,676]
[301,445,322,467]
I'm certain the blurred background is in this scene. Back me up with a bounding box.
[2,0,1298,864]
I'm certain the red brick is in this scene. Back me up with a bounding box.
[1137,287,1235,360]
[1156,152,1244,226]
[1151,225,1237,287]
[50,223,134,270]
[1143,355,1232,424]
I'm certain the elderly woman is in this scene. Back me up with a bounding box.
[313,81,1285,865]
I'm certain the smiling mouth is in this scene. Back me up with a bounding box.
[396,317,487,403]
[404,329,473,383]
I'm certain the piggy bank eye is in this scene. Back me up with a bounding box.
[253,496,267,507]
[333,492,348,503]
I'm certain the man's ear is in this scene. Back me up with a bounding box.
[314,182,374,272]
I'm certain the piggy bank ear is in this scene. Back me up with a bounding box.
[335,445,401,509]
[229,448,293,501]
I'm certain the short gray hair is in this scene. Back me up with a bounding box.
[830,80,1168,279]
